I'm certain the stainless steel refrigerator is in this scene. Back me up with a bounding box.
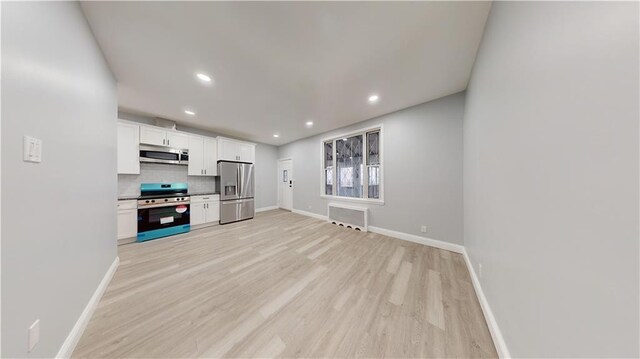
[217,161,255,224]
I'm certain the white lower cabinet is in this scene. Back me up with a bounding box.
[117,200,137,240]
[190,195,220,226]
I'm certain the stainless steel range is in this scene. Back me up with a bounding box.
[137,183,190,242]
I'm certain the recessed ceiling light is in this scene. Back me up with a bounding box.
[368,94,379,103]
[273,134,279,138]
[184,110,195,116]
[196,73,212,83]
[305,121,313,127]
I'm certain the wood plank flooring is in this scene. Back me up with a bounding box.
[73,210,497,358]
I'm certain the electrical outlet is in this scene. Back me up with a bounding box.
[23,136,42,163]
[420,225,427,233]
[479,263,483,278]
[28,319,40,352]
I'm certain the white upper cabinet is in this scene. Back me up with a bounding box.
[188,135,217,176]
[219,138,237,161]
[188,135,204,176]
[140,126,189,149]
[239,143,255,163]
[167,132,189,149]
[218,137,255,163]
[117,121,140,174]
[139,126,167,146]
[203,137,218,175]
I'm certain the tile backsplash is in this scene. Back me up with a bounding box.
[118,163,217,197]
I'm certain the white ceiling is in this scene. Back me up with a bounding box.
[81,2,491,145]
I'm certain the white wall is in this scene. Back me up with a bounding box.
[1,2,118,357]
[463,2,639,357]
[278,92,465,244]
[118,112,279,210]
[254,143,278,210]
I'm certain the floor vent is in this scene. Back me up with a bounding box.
[328,203,368,232]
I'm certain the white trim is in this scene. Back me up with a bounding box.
[56,256,120,359]
[319,123,384,146]
[277,158,293,211]
[319,123,384,203]
[368,226,464,254]
[291,208,463,254]
[292,208,328,221]
[462,249,511,358]
[256,205,278,213]
[320,195,384,205]
[280,208,507,355]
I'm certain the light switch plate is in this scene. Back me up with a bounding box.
[23,136,42,163]
[28,319,40,352]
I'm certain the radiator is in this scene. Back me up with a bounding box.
[328,203,368,232]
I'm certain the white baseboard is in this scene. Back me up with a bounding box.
[56,256,120,358]
[256,205,279,213]
[291,208,463,254]
[368,226,464,254]
[292,208,328,221]
[286,208,507,356]
[462,249,510,358]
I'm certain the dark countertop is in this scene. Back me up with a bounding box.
[188,192,220,196]
[118,192,219,201]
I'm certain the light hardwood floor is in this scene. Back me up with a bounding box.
[73,210,497,358]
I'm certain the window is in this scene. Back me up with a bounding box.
[366,131,380,199]
[323,141,333,195]
[321,127,382,201]
[339,167,354,188]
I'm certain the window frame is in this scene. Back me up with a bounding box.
[320,124,384,205]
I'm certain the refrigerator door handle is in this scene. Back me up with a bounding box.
[237,165,241,197]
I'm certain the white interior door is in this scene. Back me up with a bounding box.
[278,159,293,211]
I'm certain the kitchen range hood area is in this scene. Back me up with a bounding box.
[116,119,257,244]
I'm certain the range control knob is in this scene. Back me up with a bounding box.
[164,199,168,202]
[145,200,150,203]
[151,200,156,203]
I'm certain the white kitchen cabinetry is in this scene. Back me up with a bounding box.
[167,132,189,149]
[140,126,189,149]
[139,126,166,146]
[188,136,217,176]
[190,195,220,226]
[117,122,140,174]
[117,200,137,240]
[203,138,218,174]
[217,137,255,163]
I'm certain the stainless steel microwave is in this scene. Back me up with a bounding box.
[139,144,189,165]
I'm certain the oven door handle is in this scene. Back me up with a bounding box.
[138,201,190,209]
